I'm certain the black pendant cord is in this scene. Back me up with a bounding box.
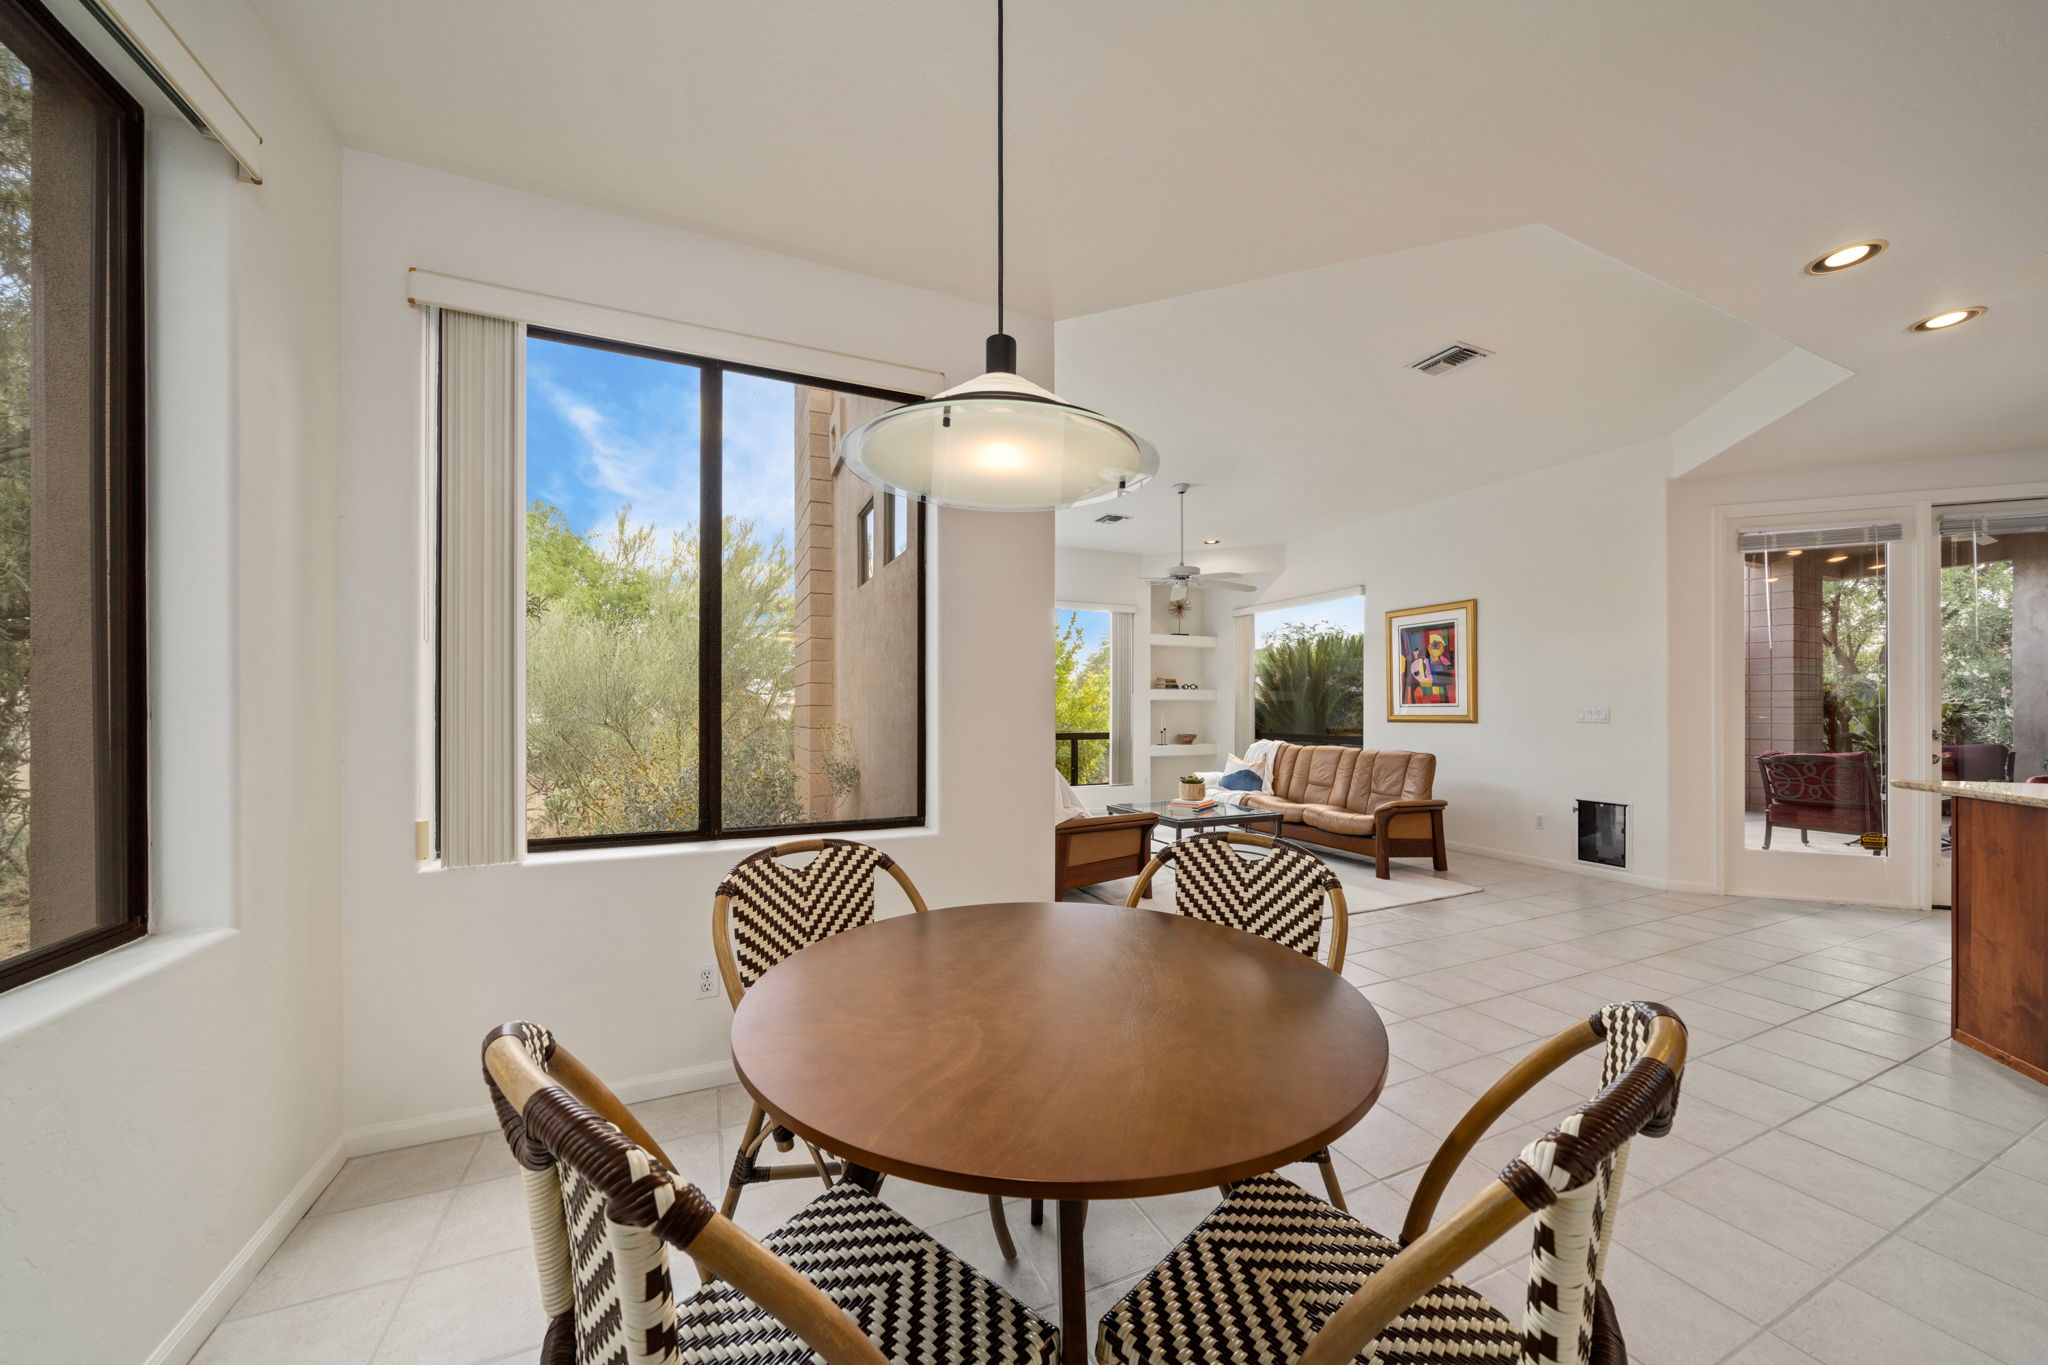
[995,0,1006,341]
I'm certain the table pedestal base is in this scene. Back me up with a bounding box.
[1058,1200,1089,1365]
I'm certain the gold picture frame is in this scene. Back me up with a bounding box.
[1386,599,1477,723]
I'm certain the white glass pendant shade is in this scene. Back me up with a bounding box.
[839,367,1159,511]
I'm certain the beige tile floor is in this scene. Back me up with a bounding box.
[196,853,2048,1365]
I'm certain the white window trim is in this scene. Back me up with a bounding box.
[406,269,942,399]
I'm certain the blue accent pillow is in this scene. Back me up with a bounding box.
[1217,767,1263,793]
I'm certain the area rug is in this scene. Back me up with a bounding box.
[1066,850,1482,916]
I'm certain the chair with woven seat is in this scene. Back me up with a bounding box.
[1126,831,1352,1209]
[482,1021,1060,1365]
[1094,1000,1687,1365]
[712,837,1019,1258]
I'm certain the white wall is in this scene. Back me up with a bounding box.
[1253,441,1675,884]
[1664,446,2048,894]
[0,3,345,1361]
[339,152,1055,1144]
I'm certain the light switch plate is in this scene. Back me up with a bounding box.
[1576,707,1611,724]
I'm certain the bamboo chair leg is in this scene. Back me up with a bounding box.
[1030,1198,1043,1227]
[987,1194,1018,1260]
[719,1103,770,1220]
[803,1140,835,1188]
[1313,1149,1349,1212]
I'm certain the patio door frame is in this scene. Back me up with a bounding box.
[1714,475,2048,910]
[1715,495,1928,909]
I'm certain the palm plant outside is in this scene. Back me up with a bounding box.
[1255,623,1364,740]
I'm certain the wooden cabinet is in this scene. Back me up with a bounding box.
[1952,795,2048,1085]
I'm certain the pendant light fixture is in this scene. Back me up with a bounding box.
[835,0,1159,511]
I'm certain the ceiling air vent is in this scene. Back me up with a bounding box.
[1094,512,1131,524]
[1409,342,1494,375]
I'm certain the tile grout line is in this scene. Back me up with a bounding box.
[1715,1108,2047,1363]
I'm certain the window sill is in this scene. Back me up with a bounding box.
[0,928,235,1044]
[504,823,937,869]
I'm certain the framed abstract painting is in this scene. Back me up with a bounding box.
[1386,599,1476,722]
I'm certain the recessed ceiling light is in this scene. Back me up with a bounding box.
[1826,554,1849,563]
[1804,240,1886,274]
[1784,549,1803,556]
[1909,307,1987,333]
[1870,561,1887,570]
[1202,538,1220,545]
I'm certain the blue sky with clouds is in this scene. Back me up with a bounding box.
[1256,595,1365,646]
[525,336,799,551]
[1059,608,1111,654]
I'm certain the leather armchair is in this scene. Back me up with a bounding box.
[1054,808,1160,896]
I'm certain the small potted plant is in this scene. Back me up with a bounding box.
[1179,774,1206,801]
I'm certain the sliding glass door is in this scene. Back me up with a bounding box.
[1933,499,2048,903]
[1726,508,1923,907]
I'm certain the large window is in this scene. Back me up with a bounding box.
[1054,608,1114,784]
[0,0,146,992]
[1253,595,1365,745]
[517,329,924,849]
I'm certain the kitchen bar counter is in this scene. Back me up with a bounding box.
[1892,779,2048,808]
[1895,779,2048,1085]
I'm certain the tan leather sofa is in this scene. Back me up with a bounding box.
[1055,808,1161,896]
[1241,744,1447,878]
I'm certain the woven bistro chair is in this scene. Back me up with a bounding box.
[1123,830,1352,1209]
[712,837,1020,1258]
[482,1022,1060,1365]
[1093,1000,1687,1365]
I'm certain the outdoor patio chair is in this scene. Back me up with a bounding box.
[1093,1001,1687,1365]
[1755,750,1885,852]
[481,1021,1059,1365]
[712,838,1020,1257]
[1124,831,1352,1209]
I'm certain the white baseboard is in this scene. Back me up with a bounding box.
[343,1058,739,1158]
[145,1135,347,1365]
[1445,839,1706,893]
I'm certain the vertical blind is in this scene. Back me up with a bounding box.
[1109,608,1134,786]
[437,310,523,868]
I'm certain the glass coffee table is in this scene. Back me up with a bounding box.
[1107,798,1285,845]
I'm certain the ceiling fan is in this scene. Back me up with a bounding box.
[1142,484,1258,602]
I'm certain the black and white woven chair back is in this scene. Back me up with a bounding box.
[483,1022,704,1365]
[1501,1001,1683,1365]
[1158,834,1337,960]
[719,839,893,989]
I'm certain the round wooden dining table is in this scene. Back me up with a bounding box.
[730,900,1390,1365]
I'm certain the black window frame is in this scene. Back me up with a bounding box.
[516,326,926,853]
[0,0,148,994]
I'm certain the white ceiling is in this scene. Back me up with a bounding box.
[252,0,2048,547]
[1051,226,1839,552]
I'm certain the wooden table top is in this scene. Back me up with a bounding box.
[731,901,1390,1201]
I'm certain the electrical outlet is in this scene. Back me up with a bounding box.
[1535,815,1546,830]
[1576,706,1611,724]
[695,965,717,1000]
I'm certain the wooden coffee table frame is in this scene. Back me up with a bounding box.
[1107,799,1285,846]
[730,902,1390,1365]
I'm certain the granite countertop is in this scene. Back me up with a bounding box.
[1893,779,2048,809]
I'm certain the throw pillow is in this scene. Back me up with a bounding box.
[1217,766,1263,793]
